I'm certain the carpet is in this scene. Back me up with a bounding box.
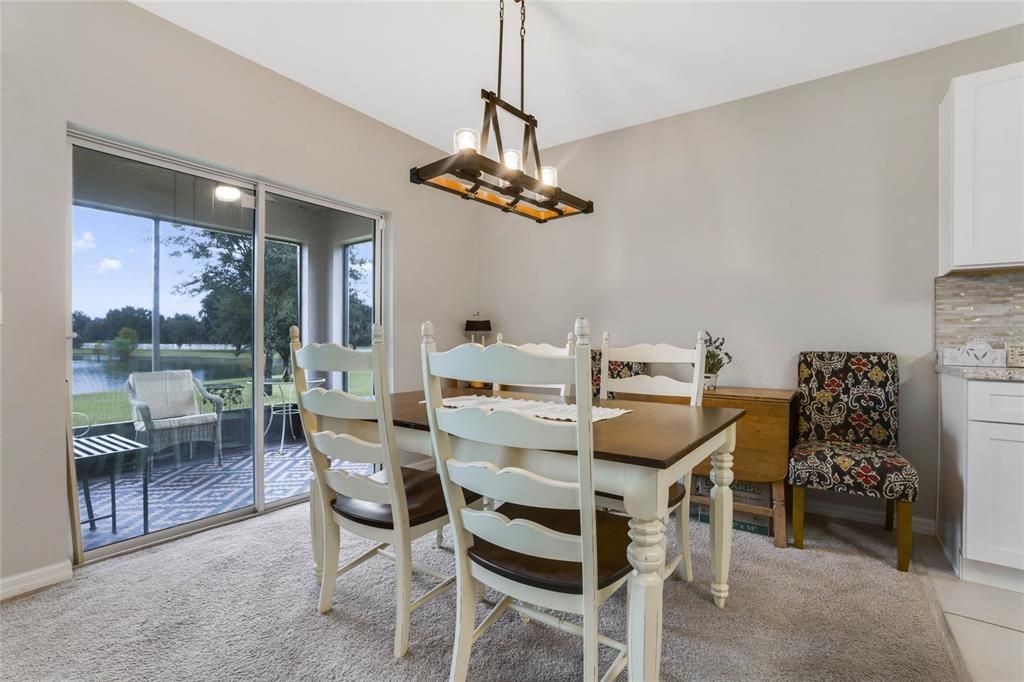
[0,505,965,681]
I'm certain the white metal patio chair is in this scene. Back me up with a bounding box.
[127,369,223,475]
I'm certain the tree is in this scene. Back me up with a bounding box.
[71,311,91,348]
[111,326,139,360]
[161,313,205,348]
[168,228,297,377]
[346,246,373,348]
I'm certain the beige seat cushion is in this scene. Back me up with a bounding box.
[136,412,217,433]
[130,370,199,420]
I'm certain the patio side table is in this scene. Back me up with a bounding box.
[73,434,150,534]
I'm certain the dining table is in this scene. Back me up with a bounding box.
[308,388,744,681]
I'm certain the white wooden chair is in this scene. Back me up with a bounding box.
[597,331,706,582]
[492,331,576,396]
[292,324,465,658]
[422,317,630,682]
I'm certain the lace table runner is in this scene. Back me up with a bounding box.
[433,394,632,423]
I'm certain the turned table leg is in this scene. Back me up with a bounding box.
[627,516,666,682]
[710,425,737,608]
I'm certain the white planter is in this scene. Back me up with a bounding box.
[703,373,719,390]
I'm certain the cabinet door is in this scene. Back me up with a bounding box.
[965,421,1024,569]
[951,62,1024,269]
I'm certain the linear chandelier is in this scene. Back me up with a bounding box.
[409,0,593,224]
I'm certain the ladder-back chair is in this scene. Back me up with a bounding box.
[597,331,706,582]
[422,317,630,682]
[292,324,462,658]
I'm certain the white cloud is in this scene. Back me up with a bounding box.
[73,231,97,251]
[98,258,123,272]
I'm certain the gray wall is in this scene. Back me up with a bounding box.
[0,1,490,582]
[478,25,1024,525]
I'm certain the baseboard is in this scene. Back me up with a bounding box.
[1,560,72,601]
[806,497,936,536]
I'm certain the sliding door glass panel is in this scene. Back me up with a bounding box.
[263,192,375,504]
[343,239,374,396]
[71,147,256,551]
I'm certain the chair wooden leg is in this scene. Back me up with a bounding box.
[393,539,412,658]
[318,516,340,614]
[434,528,444,549]
[450,571,476,682]
[792,485,805,549]
[885,500,895,531]
[582,609,599,682]
[678,473,693,581]
[896,501,912,572]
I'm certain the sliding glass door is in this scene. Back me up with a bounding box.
[69,140,383,555]
[71,146,257,551]
[262,192,376,504]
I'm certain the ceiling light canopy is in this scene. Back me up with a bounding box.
[410,0,593,224]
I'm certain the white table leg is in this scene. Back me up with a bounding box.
[310,479,324,578]
[627,516,666,681]
[709,425,737,609]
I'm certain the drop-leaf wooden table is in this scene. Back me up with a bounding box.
[309,388,744,681]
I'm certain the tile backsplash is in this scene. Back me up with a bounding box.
[934,269,1024,349]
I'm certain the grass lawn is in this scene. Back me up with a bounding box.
[73,371,372,426]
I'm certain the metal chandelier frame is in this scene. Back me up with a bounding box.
[409,0,594,224]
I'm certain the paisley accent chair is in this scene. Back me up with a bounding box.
[787,351,918,571]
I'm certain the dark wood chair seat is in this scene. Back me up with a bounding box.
[466,503,633,594]
[332,467,481,530]
[597,481,686,508]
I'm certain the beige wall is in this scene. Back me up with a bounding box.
[1,1,491,582]
[479,25,1024,525]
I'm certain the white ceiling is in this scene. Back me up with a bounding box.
[137,1,1023,151]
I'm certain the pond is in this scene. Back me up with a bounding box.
[71,353,283,395]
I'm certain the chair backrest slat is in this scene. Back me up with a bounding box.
[422,317,597,576]
[447,460,580,510]
[492,332,577,395]
[310,430,384,466]
[600,331,706,406]
[292,324,409,528]
[295,342,373,373]
[436,406,578,451]
[603,374,694,398]
[325,469,391,504]
[300,387,378,420]
[428,343,576,387]
[460,508,582,563]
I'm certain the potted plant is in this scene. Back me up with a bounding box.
[703,332,732,390]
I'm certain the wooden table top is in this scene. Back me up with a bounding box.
[389,389,745,470]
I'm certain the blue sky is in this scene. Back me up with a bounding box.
[72,206,374,319]
[72,206,210,318]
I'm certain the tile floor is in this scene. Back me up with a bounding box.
[917,536,1024,681]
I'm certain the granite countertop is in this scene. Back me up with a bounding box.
[938,365,1024,382]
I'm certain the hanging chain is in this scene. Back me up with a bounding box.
[519,0,526,110]
[497,0,505,98]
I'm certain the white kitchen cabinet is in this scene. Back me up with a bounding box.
[938,375,1024,592]
[938,61,1024,275]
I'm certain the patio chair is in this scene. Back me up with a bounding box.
[127,370,224,475]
